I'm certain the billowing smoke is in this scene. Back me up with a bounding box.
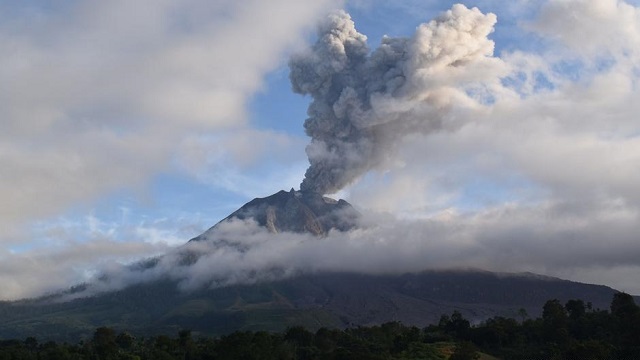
[290,4,501,194]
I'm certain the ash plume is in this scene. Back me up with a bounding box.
[290,4,501,194]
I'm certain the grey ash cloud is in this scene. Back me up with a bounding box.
[289,5,502,194]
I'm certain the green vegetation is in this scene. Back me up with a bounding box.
[1,271,626,342]
[0,292,638,359]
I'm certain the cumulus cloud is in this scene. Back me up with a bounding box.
[0,0,339,242]
[531,0,640,58]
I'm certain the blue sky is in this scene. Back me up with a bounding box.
[2,0,640,299]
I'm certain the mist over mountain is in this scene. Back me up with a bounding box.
[1,186,638,342]
[36,183,639,304]
[55,189,362,299]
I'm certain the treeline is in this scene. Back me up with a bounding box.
[0,292,639,360]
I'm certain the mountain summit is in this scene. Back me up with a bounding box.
[191,189,359,239]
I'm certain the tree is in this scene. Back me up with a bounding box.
[115,332,135,350]
[565,299,585,320]
[610,292,638,319]
[565,299,589,340]
[542,299,569,343]
[93,327,118,360]
[439,311,470,339]
[176,329,197,360]
[610,292,640,357]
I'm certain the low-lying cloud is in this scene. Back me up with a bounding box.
[76,198,640,297]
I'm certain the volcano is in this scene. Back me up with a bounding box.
[190,189,360,239]
[1,189,637,342]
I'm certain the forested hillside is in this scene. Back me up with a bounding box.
[0,292,638,360]
[0,271,626,342]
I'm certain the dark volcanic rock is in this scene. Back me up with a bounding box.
[191,189,359,239]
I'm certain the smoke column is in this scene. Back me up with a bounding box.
[289,4,501,194]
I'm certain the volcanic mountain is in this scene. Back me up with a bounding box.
[190,189,360,239]
[1,189,637,342]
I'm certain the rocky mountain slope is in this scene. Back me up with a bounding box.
[191,189,359,238]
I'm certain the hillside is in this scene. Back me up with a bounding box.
[0,270,627,342]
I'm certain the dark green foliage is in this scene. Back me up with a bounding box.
[0,292,638,360]
[438,311,471,340]
[610,292,640,358]
[466,292,640,359]
[93,326,118,359]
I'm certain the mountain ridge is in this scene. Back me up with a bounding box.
[190,189,359,239]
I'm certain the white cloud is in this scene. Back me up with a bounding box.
[0,238,169,300]
[345,0,640,211]
[0,0,339,241]
[73,200,640,298]
[531,0,640,58]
